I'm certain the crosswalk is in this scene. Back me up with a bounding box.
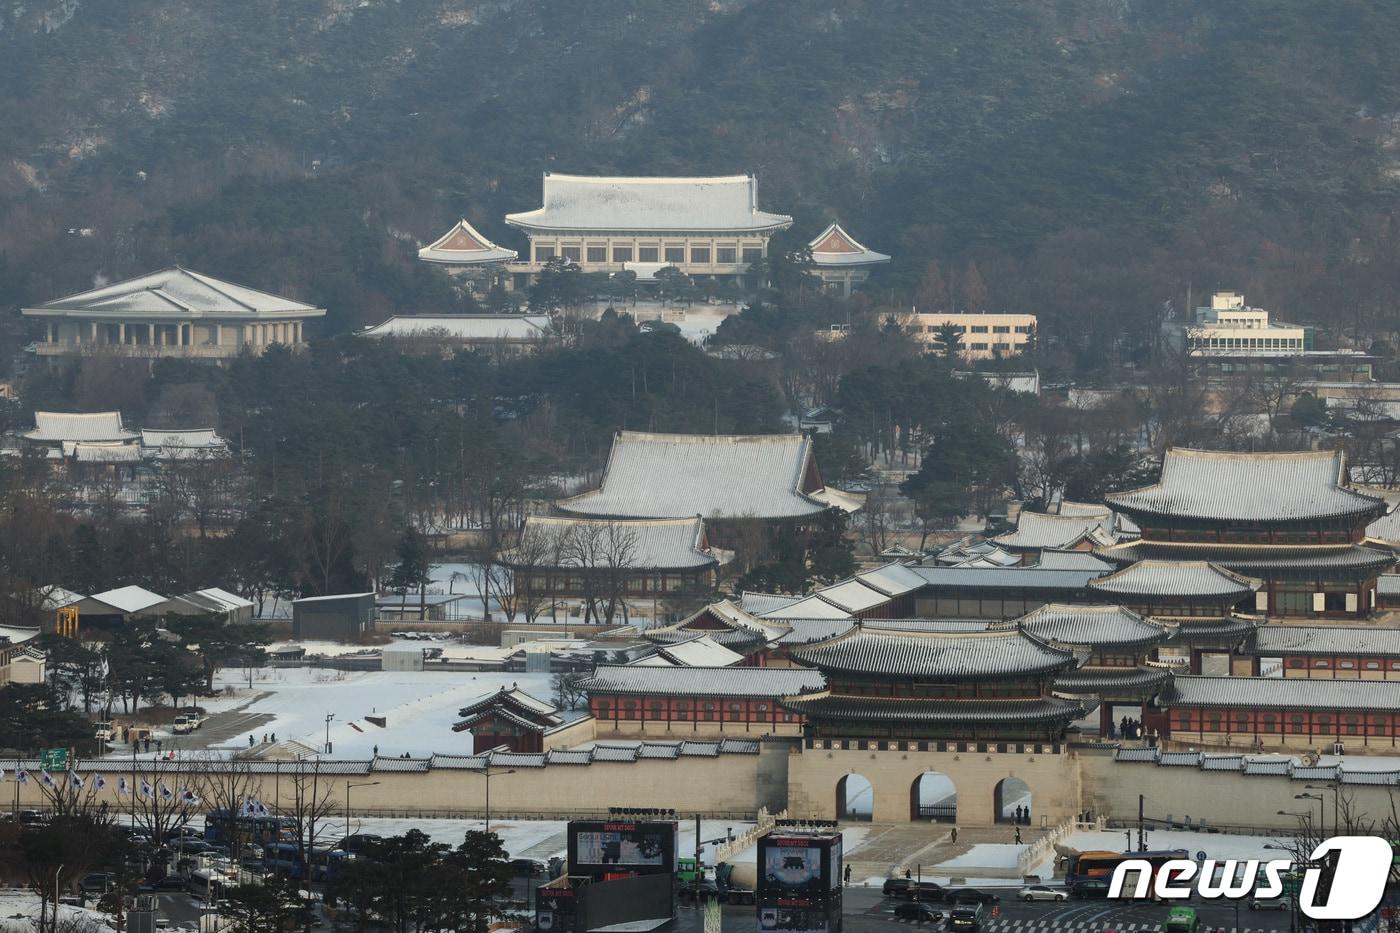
[980,925,1269,932]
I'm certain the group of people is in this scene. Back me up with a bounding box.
[1008,804,1032,824]
[1114,716,1143,740]
[247,732,278,746]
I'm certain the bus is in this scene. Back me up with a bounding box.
[205,809,294,848]
[1162,906,1197,932]
[1066,849,1191,891]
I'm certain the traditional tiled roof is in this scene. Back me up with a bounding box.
[579,664,825,697]
[908,566,1105,591]
[1106,448,1385,523]
[789,624,1076,680]
[140,429,228,460]
[738,592,802,615]
[1015,604,1172,649]
[1096,542,1395,576]
[1052,666,1172,694]
[1366,506,1400,546]
[806,223,890,267]
[557,431,860,520]
[858,619,993,634]
[26,411,137,444]
[418,218,518,264]
[72,443,141,463]
[855,562,932,596]
[457,686,560,721]
[773,620,859,645]
[630,635,744,668]
[646,600,788,645]
[360,314,550,342]
[781,693,1084,724]
[1055,501,1112,517]
[1087,560,1261,599]
[176,587,254,615]
[952,550,1023,569]
[505,173,793,234]
[507,515,723,571]
[759,594,855,620]
[1034,550,1114,572]
[1252,624,1400,657]
[1380,574,1400,596]
[1167,616,1259,645]
[806,578,891,614]
[993,511,1114,550]
[1161,674,1400,711]
[23,267,325,318]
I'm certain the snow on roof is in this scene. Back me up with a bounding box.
[178,587,255,613]
[72,443,142,463]
[1033,549,1114,572]
[360,314,551,342]
[510,515,721,570]
[738,591,802,615]
[293,592,376,604]
[759,594,854,620]
[631,635,745,668]
[1087,560,1261,599]
[26,411,137,444]
[140,429,228,459]
[557,431,859,520]
[1367,505,1400,545]
[809,578,891,613]
[1107,448,1385,523]
[417,218,518,265]
[36,585,84,610]
[1014,603,1171,649]
[992,511,1114,550]
[1252,624,1400,657]
[87,585,167,614]
[505,173,793,233]
[806,222,890,267]
[0,625,40,646]
[854,562,928,597]
[1161,674,1400,711]
[24,267,326,318]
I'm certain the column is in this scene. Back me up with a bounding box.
[148,323,155,346]
[118,323,126,344]
[214,324,222,347]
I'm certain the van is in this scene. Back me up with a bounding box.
[949,904,982,931]
[1162,906,1198,933]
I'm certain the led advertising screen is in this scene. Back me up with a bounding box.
[758,905,837,933]
[567,820,677,878]
[759,833,843,905]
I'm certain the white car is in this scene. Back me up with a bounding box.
[1019,885,1067,902]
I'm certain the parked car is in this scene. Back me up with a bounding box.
[1018,884,1067,902]
[337,834,384,855]
[893,902,944,923]
[1070,879,1110,899]
[945,889,1000,905]
[509,857,548,877]
[1249,894,1291,911]
[895,881,945,901]
[93,722,114,741]
[172,714,205,734]
[948,904,983,931]
[882,878,911,897]
[78,873,113,895]
[138,876,188,893]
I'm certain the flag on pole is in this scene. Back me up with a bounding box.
[94,774,106,791]
[117,776,129,796]
[68,770,84,789]
[159,783,174,801]
[252,799,269,817]
[40,770,55,788]
[0,767,6,783]
[180,788,200,805]
[16,769,28,785]
[140,780,153,799]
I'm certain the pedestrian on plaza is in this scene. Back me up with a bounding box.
[1014,827,1022,844]
[844,864,852,886]
[904,868,912,880]
[951,827,958,844]
[248,735,254,747]
[271,733,276,742]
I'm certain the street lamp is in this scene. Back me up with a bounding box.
[1294,792,1324,837]
[346,781,380,840]
[323,714,336,754]
[476,768,516,835]
[1303,783,1339,836]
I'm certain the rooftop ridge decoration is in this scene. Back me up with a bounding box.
[1105,447,1386,523]
[418,218,518,264]
[806,222,890,267]
[1086,559,1262,598]
[789,621,1077,680]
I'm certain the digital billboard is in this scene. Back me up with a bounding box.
[758,905,836,933]
[567,820,677,879]
[758,832,844,906]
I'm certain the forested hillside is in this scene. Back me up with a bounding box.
[4,0,1400,367]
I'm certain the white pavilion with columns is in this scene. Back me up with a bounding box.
[23,267,326,360]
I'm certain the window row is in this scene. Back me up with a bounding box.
[534,244,762,264]
[1285,657,1400,671]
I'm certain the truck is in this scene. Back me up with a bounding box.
[172,714,206,734]
[676,861,755,905]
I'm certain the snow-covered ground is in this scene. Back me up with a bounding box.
[0,893,114,932]
[204,667,557,757]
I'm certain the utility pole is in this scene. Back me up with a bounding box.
[694,814,702,908]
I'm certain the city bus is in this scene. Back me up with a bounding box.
[204,809,294,848]
[1065,849,1191,893]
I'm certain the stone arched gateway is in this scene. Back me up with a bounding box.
[836,772,873,821]
[787,740,1080,826]
[909,771,957,822]
[993,776,1032,824]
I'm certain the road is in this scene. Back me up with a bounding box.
[667,886,1296,932]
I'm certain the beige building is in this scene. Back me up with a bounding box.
[24,267,326,360]
[503,173,792,287]
[901,312,1037,359]
[1181,291,1307,355]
